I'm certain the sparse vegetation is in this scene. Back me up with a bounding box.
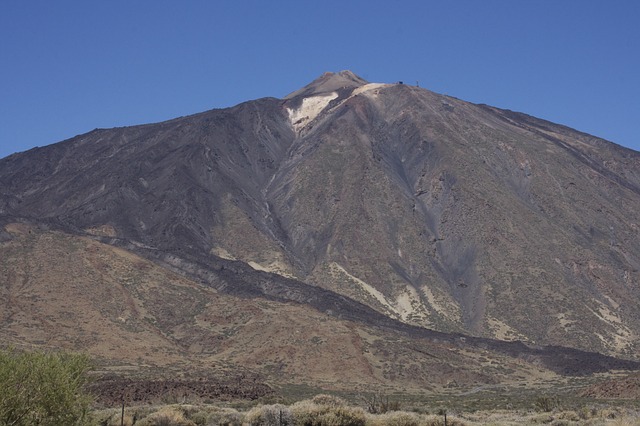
[135,406,196,426]
[244,403,293,425]
[91,394,640,426]
[290,395,367,426]
[1,344,639,426]
[366,411,421,426]
[362,393,402,414]
[534,395,561,412]
[0,348,93,426]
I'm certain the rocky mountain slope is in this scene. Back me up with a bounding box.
[1,71,639,379]
[1,223,637,393]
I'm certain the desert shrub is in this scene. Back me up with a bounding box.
[534,395,560,412]
[291,399,366,426]
[418,415,469,426]
[311,394,348,408]
[0,348,93,426]
[556,410,580,422]
[366,410,420,426]
[245,404,293,425]
[528,412,554,424]
[549,420,571,426]
[609,417,640,426]
[204,408,243,426]
[136,406,196,426]
[578,406,599,420]
[361,393,401,414]
[99,411,136,426]
[598,408,618,419]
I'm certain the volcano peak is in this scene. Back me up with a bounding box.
[284,70,369,99]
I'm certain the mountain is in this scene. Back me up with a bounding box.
[1,71,640,392]
[1,223,637,395]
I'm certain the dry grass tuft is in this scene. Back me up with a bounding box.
[244,403,293,425]
[90,396,640,426]
[290,398,367,426]
[135,406,196,426]
[366,411,421,426]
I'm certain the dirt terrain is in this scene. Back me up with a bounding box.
[581,372,640,399]
[1,224,638,399]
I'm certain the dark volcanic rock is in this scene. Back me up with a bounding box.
[1,70,640,361]
[88,375,273,406]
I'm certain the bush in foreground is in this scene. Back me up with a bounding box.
[365,411,421,426]
[244,403,293,425]
[0,348,93,426]
[290,396,367,426]
[135,406,196,426]
[89,393,640,426]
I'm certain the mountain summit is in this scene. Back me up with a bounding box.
[285,70,369,99]
[1,72,640,389]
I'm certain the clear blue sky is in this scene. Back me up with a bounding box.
[1,1,639,159]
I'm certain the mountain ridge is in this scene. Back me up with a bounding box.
[1,72,639,388]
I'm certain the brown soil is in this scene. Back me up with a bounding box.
[581,373,640,399]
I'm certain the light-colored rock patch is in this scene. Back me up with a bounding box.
[84,224,118,237]
[329,262,398,315]
[287,92,338,132]
[210,246,236,260]
[247,260,296,279]
[352,83,389,97]
[486,316,527,341]
[211,247,295,278]
[421,285,461,323]
[286,84,390,133]
[554,312,576,330]
[602,294,620,309]
[395,285,428,323]
[588,301,634,352]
